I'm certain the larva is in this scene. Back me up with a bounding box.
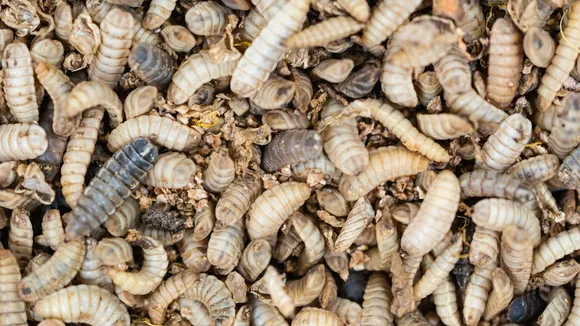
[262,110,310,130]
[321,99,369,176]
[18,240,86,302]
[104,196,140,237]
[185,2,232,36]
[361,273,393,326]
[127,43,175,90]
[216,171,262,227]
[414,71,442,106]
[542,259,580,286]
[207,220,245,274]
[247,182,310,240]
[130,12,162,46]
[483,267,514,320]
[222,0,252,10]
[417,113,474,140]
[86,0,119,24]
[401,171,460,257]
[263,266,295,318]
[2,43,38,122]
[203,149,235,193]
[455,0,486,42]
[391,254,421,317]
[501,225,533,295]
[535,104,558,131]
[336,0,370,22]
[107,115,201,152]
[124,86,157,120]
[142,0,177,29]
[476,113,532,172]
[31,39,65,68]
[193,201,215,241]
[375,216,399,265]
[434,45,472,95]
[33,103,67,170]
[312,59,355,84]
[292,154,342,182]
[433,277,461,326]
[361,0,423,48]
[234,305,251,326]
[334,198,374,254]
[230,0,310,98]
[285,17,364,49]
[396,310,430,326]
[547,92,580,159]
[459,170,535,203]
[107,236,168,295]
[0,249,26,326]
[444,89,509,135]
[8,209,33,269]
[88,8,135,89]
[507,291,546,323]
[285,264,326,306]
[325,250,350,280]
[329,297,362,325]
[319,98,449,162]
[65,138,158,241]
[566,275,580,325]
[239,8,268,42]
[69,13,100,57]
[507,154,560,184]
[291,307,344,326]
[76,238,113,291]
[105,0,143,6]
[486,18,523,108]
[336,63,381,99]
[147,269,198,324]
[274,226,302,262]
[524,26,556,68]
[237,239,271,282]
[25,252,51,275]
[0,124,48,162]
[177,229,211,272]
[182,273,236,326]
[537,287,572,326]
[145,152,196,189]
[559,146,580,189]
[291,212,324,273]
[250,295,288,326]
[33,285,130,326]
[168,51,238,105]
[320,269,338,309]
[64,81,124,128]
[532,227,580,274]
[317,187,349,217]
[54,2,73,43]
[137,225,185,246]
[41,209,65,250]
[161,25,197,53]
[250,74,296,109]
[472,198,541,247]
[178,298,212,325]
[290,68,313,113]
[469,226,500,268]
[463,262,497,325]
[338,146,429,201]
[381,50,417,107]
[95,238,133,267]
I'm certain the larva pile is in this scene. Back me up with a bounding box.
[1,0,580,325]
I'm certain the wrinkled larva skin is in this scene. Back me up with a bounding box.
[537,287,572,325]
[65,138,158,241]
[2,43,38,122]
[250,74,296,109]
[291,212,324,274]
[396,310,430,326]
[274,225,302,262]
[0,123,48,162]
[95,237,134,267]
[130,12,162,46]
[124,86,157,120]
[161,25,197,53]
[262,110,310,130]
[146,152,197,189]
[463,262,497,325]
[501,225,533,295]
[459,169,535,203]
[250,295,287,326]
[143,0,177,29]
[34,103,68,169]
[54,2,73,43]
[104,197,140,237]
[361,273,393,326]
[507,154,560,185]
[30,39,65,68]
[0,249,27,326]
[523,27,556,68]
[336,63,381,99]
[76,238,113,292]
[381,50,418,107]
[328,297,362,325]
[312,59,355,84]
[434,45,472,95]
[207,219,245,274]
[334,198,374,254]
[417,113,473,140]
[567,275,580,325]
[8,210,33,270]
[444,89,508,135]
[542,259,580,287]
[185,2,232,36]
[292,307,344,326]
[547,93,580,159]
[535,104,558,131]
[469,226,500,268]
[262,130,323,172]
[291,68,313,113]
[128,43,175,90]
[239,8,268,42]
[559,146,580,189]
[285,16,364,49]
[64,81,124,128]
[532,227,580,274]
[203,149,236,193]
[414,71,442,106]
[263,266,295,318]
[178,297,212,325]
[361,0,423,48]
[285,264,326,306]
[237,238,271,282]
[432,277,461,326]
[216,171,262,227]
[336,0,370,22]
[147,269,197,324]
[182,273,236,326]
[41,209,65,250]
[483,267,514,320]
[177,229,211,272]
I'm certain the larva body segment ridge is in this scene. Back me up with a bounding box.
[2,43,38,122]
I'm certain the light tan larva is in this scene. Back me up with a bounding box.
[182,273,236,326]
[535,104,558,131]
[18,240,86,302]
[161,25,197,52]
[290,68,313,113]
[292,307,344,326]
[329,297,362,325]
[317,187,349,217]
[432,277,461,326]
[334,198,374,254]
[88,8,135,89]
[33,285,130,326]
[222,0,251,10]
[417,113,474,140]
[507,154,560,184]
[203,149,235,193]
[391,254,421,317]
[69,12,100,57]
[444,88,509,135]
[532,227,580,274]
[239,8,268,42]
[542,259,580,287]
[145,152,196,189]
[361,0,423,48]
[142,0,176,29]
[0,124,48,162]
[262,110,310,130]
[237,239,271,282]
[434,45,473,95]
[559,146,580,189]
[463,262,497,325]
[320,269,338,309]
[250,74,296,110]
[193,201,215,241]
[523,26,556,68]
[414,236,462,300]
[285,16,364,49]
[414,71,442,106]
[137,226,185,246]
[76,238,113,292]
[568,275,580,325]
[292,154,342,182]
[54,2,73,43]
[177,229,211,273]
[25,252,51,275]
[104,197,140,237]
[274,226,302,262]
[285,264,326,306]
[147,269,197,324]
[230,0,310,98]
[226,271,247,304]
[381,49,417,107]
[185,2,232,36]
[500,225,533,295]
[312,59,355,84]
[263,266,295,318]
[130,12,162,46]
[455,0,486,42]
[396,310,430,326]
[2,43,38,122]
[40,209,65,250]
[30,39,65,68]
[547,92,580,159]
[291,212,324,274]
[336,0,370,22]
[37,320,66,326]
[207,220,245,274]
[95,238,133,267]
[216,171,263,227]
[105,0,143,6]
[483,267,514,320]
[0,249,27,326]
[250,295,288,326]
[124,86,158,120]
[64,81,124,128]
[375,216,398,266]
[8,209,33,270]
[469,226,500,268]
[177,298,211,325]
[537,286,572,326]
[361,273,393,326]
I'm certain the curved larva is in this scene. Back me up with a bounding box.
[414,236,462,300]
[469,226,500,268]
[104,197,140,237]
[444,89,509,135]
[2,43,38,122]
[482,267,513,320]
[547,93,580,159]
[8,210,33,270]
[107,115,201,152]
[147,269,197,324]
[290,68,313,113]
[322,98,449,162]
[476,113,532,172]
[417,113,474,140]
[535,104,558,131]
[501,225,533,295]
[41,209,65,250]
[401,171,460,257]
[336,0,370,22]
[338,146,429,201]
[459,169,535,203]
[203,149,235,193]
[285,16,364,49]
[292,154,342,182]
[177,229,211,272]
[185,2,232,36]
[262,129,320,172]
[463,262,497,326]
[285,264,326,306]
[396,310,430,326]
[107,236,168,295]
[312,59,355,84]
[361,273,393,326]
[207,220,245,274]
[64,81,124,128]
[247,182,310,240]
[321,99,369,176]
[124,86,157,120]
[432,277,461,326]
[86,0,119,24]
[18,240,86,302]
[178,298,212,325]
[472,198,541,247]
[161,25,197,53]
[455,0,485,42]
[559,146,580,189]
[291,212,324,273]
[375,216,399,265]
[361,0,423,48]
[542,259,580,287]
[237,239,271,282]
[193,202,215,241]
[31,39,65,68]
[507,154,560,184]
[274,226,302,262]
[262,110,310,130]
[145,152,196,189]
[95,238,133,267]
[216,171,262,227]
[54,2,73,43]
[263,266,295,318]
[76,238,113,291]
[25,252,51,275]
[532,227,580,274]
[524,27,556,68]
[414,71,442,106]
[250,74,296,109]
[251,296,288,326]
[319,269,338,309]
[142,0,176,29]
[434,45,472,95]
[0,190,40,211]
[138,226,185,246]
[334,198,374,254]
[329,297,362,325]
[230,0,310,98]
[130,12,162,46]
[127,43,175,90]
[168,51,238,104]
[292,307,343,326]
[182,273,236,326]
[486,18,523,109]
[0,124,48,162]
[239,8,268,42]
[0,249,27,326]
[537,287,572,326]
[337,63,381,99]
[381,54,417,107]
[33,285,130,326]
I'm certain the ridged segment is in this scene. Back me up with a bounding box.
[2,43,38,122]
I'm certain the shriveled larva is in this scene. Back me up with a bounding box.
[559,146,580,189]
[69,12,100,57]
[31,39,65,68]
[108,236,168,295]
[142,0,176,29]
[104,197,140,237]
[329,297,362,325]
[338,146,429,201]
[54,2,73,43]
[193,202,215,241]
[414,236,462,300]
[262,130,322,172]
[463,262,497,325]
[285,264,326,306]
[459,169,535,203]
[542,259,580,286]
[290,68,313,113]
[64,81,123,128]
[381,51,417,107]
[361,273,393,326]
[147,269,197,324]
[33,285,130,326]
[336,63,381,99]
[128,43,175,90]
[236,239,271,282]
[250,295,288,326]
[0,124,48,162]
[317,187,349,217]
[507,154,560,185]
[0,249,26,326]
[250,74,295,109]
[469,226,500,268]
[88,8,135,88]
[292,154,342,182]
[124,86,157,120]
[334,198,374,254]
[321,99,368,176]
[233,305,251,326]
[361,0,423,48]
[486,18,523,109]
[396,310,430,326]
[547,93,580,159]
[401,171,460,257]
[18,239,86,302]
[230,0,310,98]
[291,212,324,273]
[433,45,472,95]
[239,8,268,42]
[182,273,235,326]
[532,227,580,274]
[501,225,533,295]
[483,267,514,320]
[537,287,572,326]
[285,17,364,49]
[168,51,238,104]
[262,110,310,130]
[216,171,262,227]
[263,266,295,318]
[2,43,38,122]
[161,25,197,53]
[524,27,556,68]
[414,71,442,106]
[95,238,133,267]
[177,229,211,272]
[417,113,474,140]
[145,152,196,189]
[391,202,420,225]
[76,238,113,291]
[107,115,201,152]
[432,277,461,326]
[203,149,235,193]
[274,225,302,262]
[208,220,245,274]
[8,210,33,270]
[185,2,232,36]
[374,216,398,266]
[476,113,532,172]
[41,209,65,250]
[391,254,421,317]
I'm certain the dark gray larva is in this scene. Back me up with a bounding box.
[65,138,158,241]
[262,130,323,172]
[128,43,175,89]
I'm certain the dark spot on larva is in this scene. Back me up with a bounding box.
[532,33,544,49]
[276,86,293,98]
[21,287,32,295]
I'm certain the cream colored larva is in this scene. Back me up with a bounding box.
[414,71,442,106]
[185,2,232,36]
[95,238,133,267]
[500,225,533,295]
[2,43,38,122]
[161,25,197,53]
[250,295,288,326]
[312,59,355,84]
[76,238,113,292]
[381,45,417,107]
[30,39,65,68]
[292,212,325,273]
[0,249,27,326]
[177,229,211,273]
[417,113,474,140]
[566,275,580,326]
[463,262,497,325]
[54,2,73,43]
[142,0,177,30]
[145,152,197,189]
[459,169,535,203]
[207,220,245,274]
[285,16,364,49]
[124,86,157,119]
[524,26,556,68]
[40,209,65,250]
[334,198,374,254]
[203,149,235,193]
[250,74,296,110]
[263,266,295,318]
[361,0,423,48]
[8,210,33,270]
[537,286,572,326]
[469,226,500,268]
[507,154,561,185]
[542,259,580,287]
[285,264,326,306]
[361,273,393,326]
[336,0,370,22]
[547,92,580,159]
[216,171,263,227]
[532,227,580,274]
[104,197,140,237]
[64,81,124,128]
[0,124,48,162]
[147,269,197,325]
[182,273,236,326]
[482,267,514,320]
[237,239,271,282]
